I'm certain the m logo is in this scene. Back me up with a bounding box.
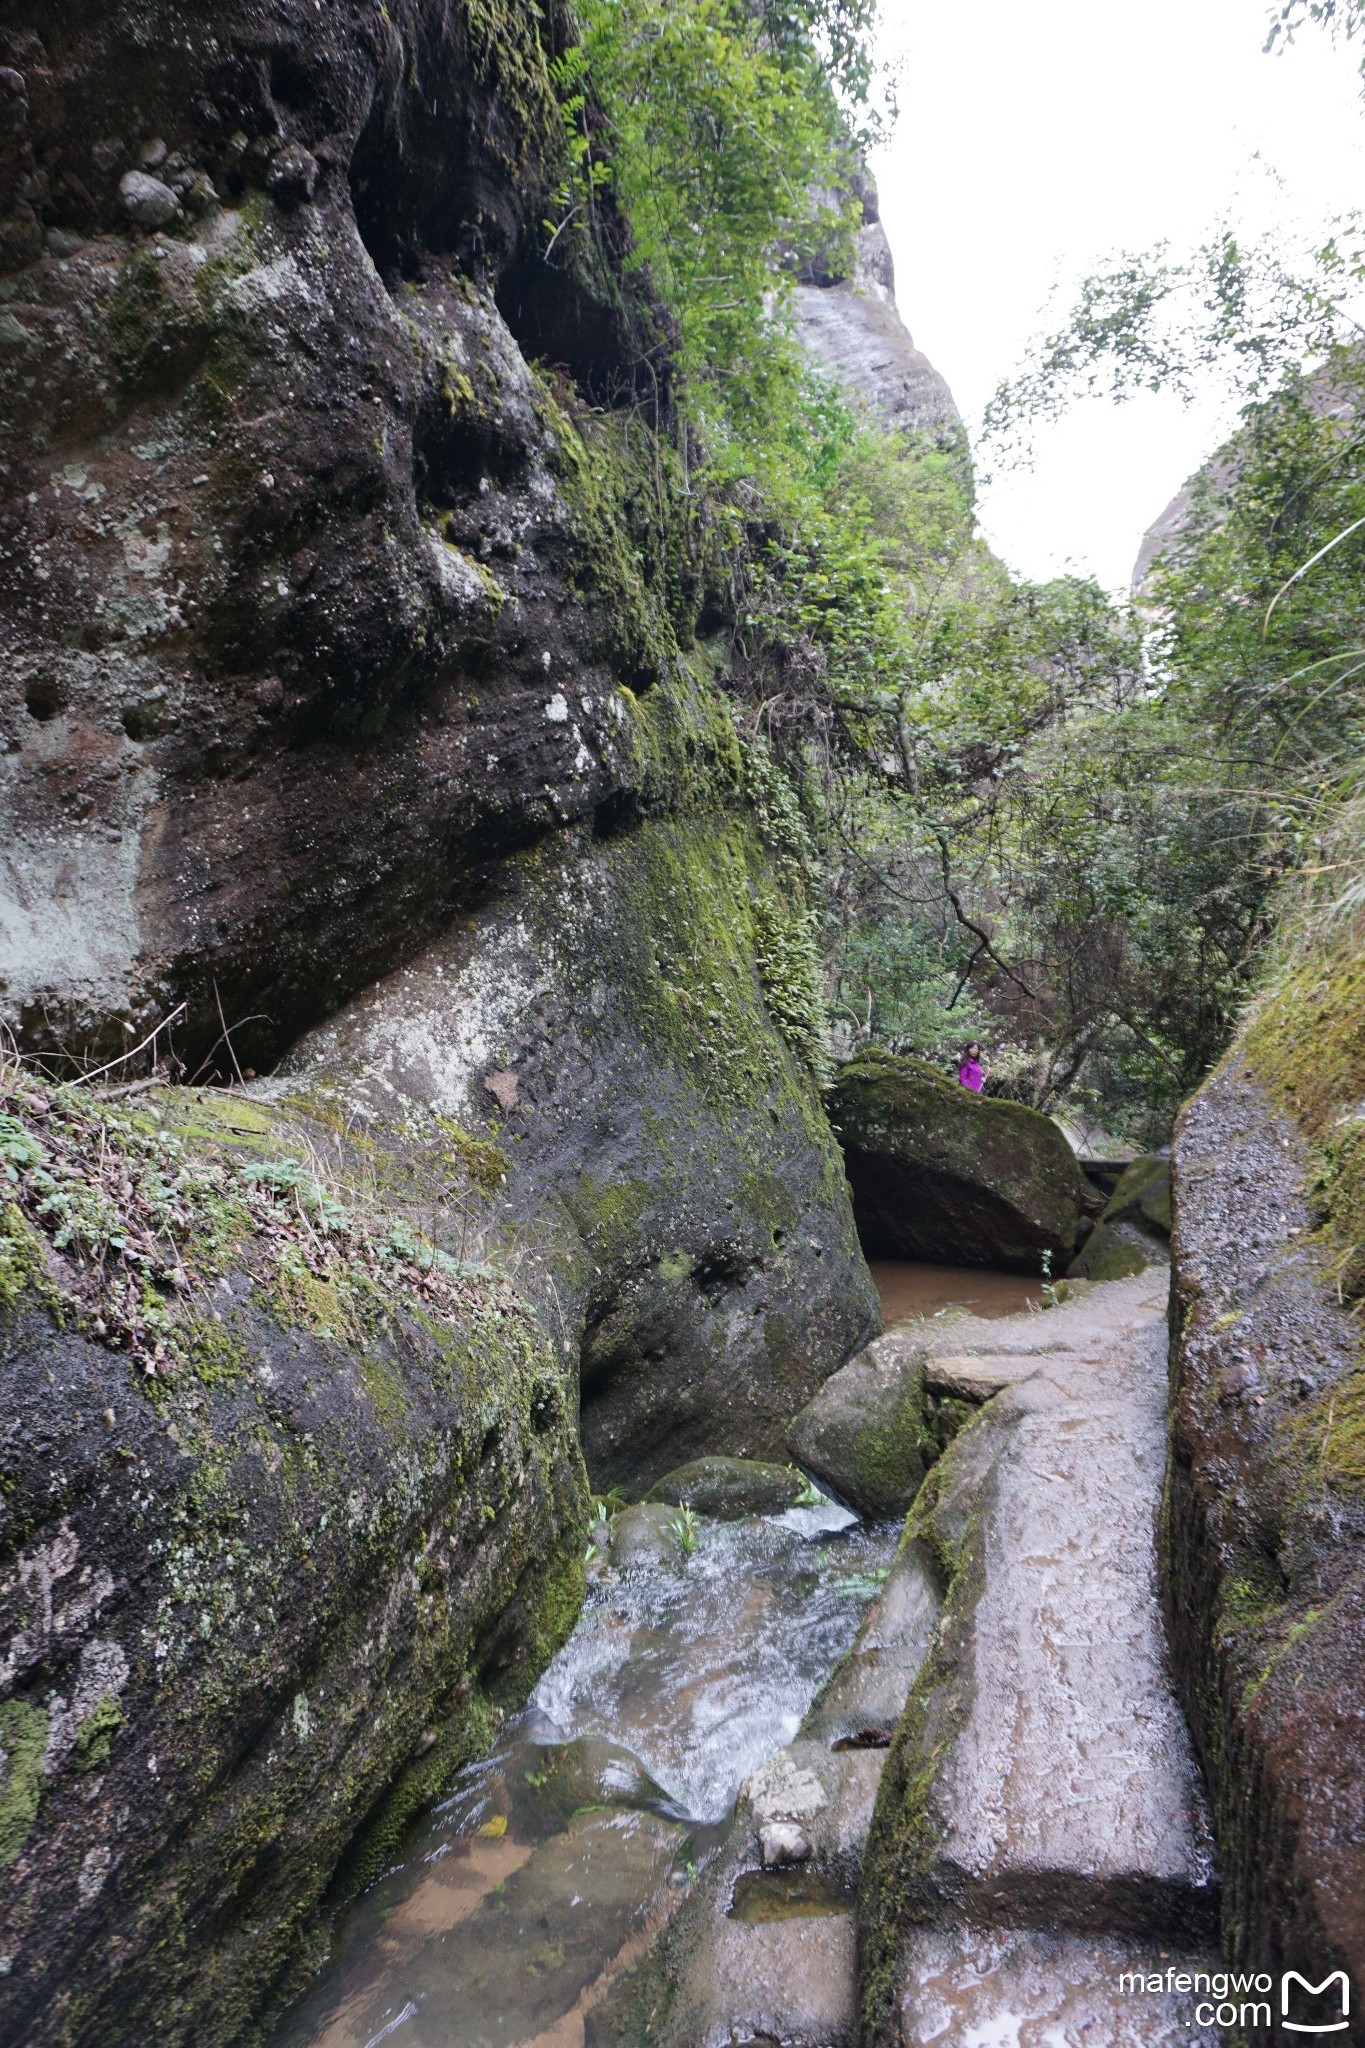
[1282,1970,1350,2034]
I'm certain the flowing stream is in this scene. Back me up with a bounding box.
[272,1503,897,2048]
[272,1266,1034,2048]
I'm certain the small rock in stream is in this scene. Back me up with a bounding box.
[645,1455,815,1519]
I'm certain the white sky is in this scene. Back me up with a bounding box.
[871,0,1365,592]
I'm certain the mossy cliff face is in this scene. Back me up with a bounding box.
[0,1066,588,2048]
[1166,1049,1365,2002]
[0,0,676,1071]
[283,800,879,1493]
[829,1050,1094,1273]
[0,0,882,2033]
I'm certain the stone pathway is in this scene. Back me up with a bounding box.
[590,1270,1229,2048]
[869,1270,1223,2046]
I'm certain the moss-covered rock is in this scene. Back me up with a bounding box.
[287,811,879,1496]
[0,1069,588,2048]
[787,1332,934,1519]
[644,1457,813,1519]
[828,1051,1093,1274]
[1067,1156,1170,1281]
[608,1503,689,1568]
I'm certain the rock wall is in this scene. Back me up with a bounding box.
[0,0,674,1071]
[0,0,881,2039]
[281,798,879,1493]
[791,174,961,441]
[0,1073,589,2048]
[1167,1057,1365,2004]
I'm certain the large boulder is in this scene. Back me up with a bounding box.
[283,808,880,1496]
[828,1051,1095,1273]
[787,1331,933,1519]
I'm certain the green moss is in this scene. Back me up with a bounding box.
[858,1504,988,2048]
[331,1678,501,1902]
[359,1349,411,1436]
[503,1540,588,1694]
[1068,1224,1150,1283]
[436,1119,509,1193]
[536,391,678,691]
[564,1173,652,1262]
[0,1200,42,1306]
[0,1699,47,1866]
[1285,1367,1365,1497]
[1242,945,1365,1298]
[74,1693,125,1773]
[174,1309,250,1388]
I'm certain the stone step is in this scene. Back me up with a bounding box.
[897,1927,1226,2045]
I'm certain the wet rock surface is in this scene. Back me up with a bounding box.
[609,1503,689,1568]
[0,1084,591,2048]
[1069,1152,1171,1281]
[1167,1059,1365,2005]
[859,1271,1221,2047]
[280,815,879,1494]
[898,1927,1223,2044]
[0,3,883,2037]
[276,1498,896,2048]
[587,1532,940,2048]
[644,1455,813,1519]
[787,1330,932,1517]
[830,1049,1096,1271]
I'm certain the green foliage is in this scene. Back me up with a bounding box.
[559,0,865,429]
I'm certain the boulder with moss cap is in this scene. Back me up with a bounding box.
[828,1049,1096,1274]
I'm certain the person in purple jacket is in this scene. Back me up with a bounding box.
[958,1041,990,1092]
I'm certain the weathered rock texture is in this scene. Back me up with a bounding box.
[0,1073,588,2048]
[0,0,674,1071]
[829,1048,1095,1272]
[791,176,960,442]
[787,1328,933,1518]
[0,0,883,2039]
[1068,1153,1170,1282]
[278,808,879,1493]
[1167,1056,1365,2011]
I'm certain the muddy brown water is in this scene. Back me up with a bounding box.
[869,1258,1043,1327]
